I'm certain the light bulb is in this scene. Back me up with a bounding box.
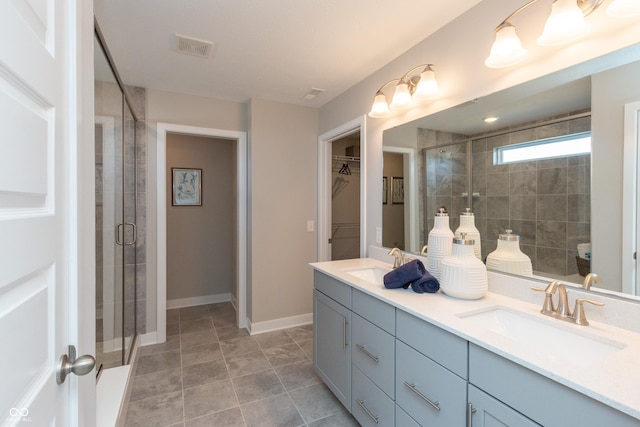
[485,24,527,68]
[413,66,439,100]
[390,82,413,110]
[368,93,390,118]
[537,0,588,46]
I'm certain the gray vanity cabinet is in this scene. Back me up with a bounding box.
[313,271,352,410]
[468,385,540,427]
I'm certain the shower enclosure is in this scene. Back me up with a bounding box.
[94,26,138,374]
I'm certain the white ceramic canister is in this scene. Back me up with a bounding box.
[440,233,488,300]
[427,208,454,279]
[454,208,481,260]
[485,230,533,276]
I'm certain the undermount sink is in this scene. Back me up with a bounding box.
[457,306,626,366]
[345,266,391,286]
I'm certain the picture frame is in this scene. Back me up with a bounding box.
[382,176,388,204]
[172,168,202,206]
[392,176,404,204]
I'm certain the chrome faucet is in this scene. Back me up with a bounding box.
[389,247,404,269]
[532,281,604,326]
[420,245,428,256]
[582,273,601,290]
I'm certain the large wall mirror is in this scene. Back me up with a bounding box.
[383,42,640,300]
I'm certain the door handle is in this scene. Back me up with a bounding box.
[56,345,96,384]
[124,222,137,246]
[115,223,124,245]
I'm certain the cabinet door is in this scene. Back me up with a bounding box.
[314,290,351,410]
[468,385,540,427]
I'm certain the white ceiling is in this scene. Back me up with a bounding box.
[93,0,481,108]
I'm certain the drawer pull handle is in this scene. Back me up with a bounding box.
[357,399,380,424]
[356,344,379,363]
[343,318,348,350]
[404,381,441,412]
[467,402,477,427]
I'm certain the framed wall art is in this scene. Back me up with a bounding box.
[392,176,404,204]
[172,168,202,206]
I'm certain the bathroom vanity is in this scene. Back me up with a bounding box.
[311,258,640,427]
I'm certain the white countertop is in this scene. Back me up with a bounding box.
[311,257,640,421]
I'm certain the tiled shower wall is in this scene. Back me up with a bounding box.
[471,114,591,277]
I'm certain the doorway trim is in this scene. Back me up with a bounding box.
[318,116,366,261]
[156,123,248,343]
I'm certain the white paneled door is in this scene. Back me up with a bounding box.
[0,0,94,426]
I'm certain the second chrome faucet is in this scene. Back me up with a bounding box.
[532,280,604,326]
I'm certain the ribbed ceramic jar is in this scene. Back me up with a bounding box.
[454,208,481,260]
[440,233,488,300]
[486,230,533,276]
[427,208,454,280]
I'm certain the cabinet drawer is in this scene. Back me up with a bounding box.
[352,365,394,427]
[314,270,351,308]
[352,313,395,397]
[469,344,640,427]
[396,340,467,426]
[353,288,395,334]
[395,404,421,427]
[396,309,468,379]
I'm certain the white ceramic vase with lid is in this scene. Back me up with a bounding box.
[440,233,488,300]
[427,208,454,279]
[454,208,481,260]
[486,229,533,276]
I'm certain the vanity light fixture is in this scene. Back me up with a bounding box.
[368,64,439,118]
[607,0,640,17]
[485,0,608,69]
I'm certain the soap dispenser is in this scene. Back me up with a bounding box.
[427,208,454,280]
[440,233,488,300]
[485,229,533,276]
[454,208,481,260]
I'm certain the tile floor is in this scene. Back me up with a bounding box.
[123,302,358,426]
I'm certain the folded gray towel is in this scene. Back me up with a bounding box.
[383,259,426,289]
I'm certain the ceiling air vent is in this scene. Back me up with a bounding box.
[176,34,214,58]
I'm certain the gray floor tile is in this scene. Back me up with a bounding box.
[232,369,285,404]
[182,342,223,367]
[136,350,181,376]
[220,336,260,358]
[225,350,272,378]
[297,339,313,359]
[183,359,229,389]
[185,407,246,427]
[180,318,213,334]
[166,323,180,337]
[180,329,218,349]
[285,325,313,343]
[130,367,182,402]
[139,335,181,356]
[211,313,237,328]
[216,325,250,341]
[125,391,183,427]
[263,343,308,367]
[183,378,239,420]
[180,306,210,322]
[289,383,343,424]
[275,360,320,391]
[166,309,180,324]
[241,393,304,427]
[254,330,296,350]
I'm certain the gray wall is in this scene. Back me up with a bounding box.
[165,133,235,302]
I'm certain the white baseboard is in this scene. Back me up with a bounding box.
[139,331,159,346]
[248,312,313,335]
[166,293,231,310]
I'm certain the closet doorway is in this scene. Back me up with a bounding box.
[156,124,247,343]
[318,116,366,262]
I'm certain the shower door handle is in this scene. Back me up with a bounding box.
[124,222,137,246]
[115,223,124,245]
